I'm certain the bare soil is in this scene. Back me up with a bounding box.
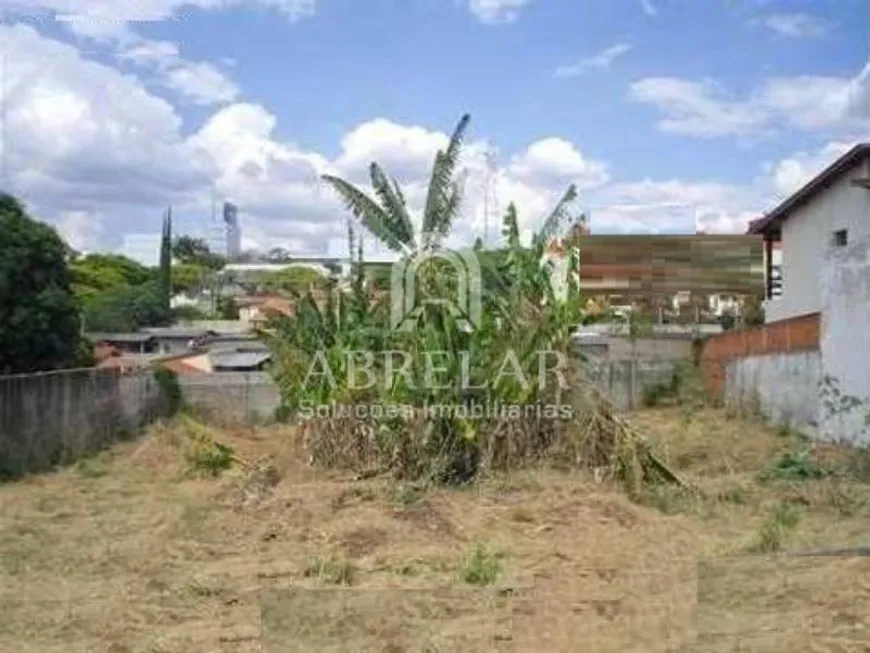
[2,409,870,652]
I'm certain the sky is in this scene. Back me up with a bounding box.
[0,0,869,259]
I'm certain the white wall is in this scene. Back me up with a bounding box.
[767,158,870,322]
[820,238,870,444]
[724,351,822,434]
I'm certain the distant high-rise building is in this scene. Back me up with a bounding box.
[120,233,162,266]
[224,202,241,260]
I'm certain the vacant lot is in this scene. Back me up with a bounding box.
[2,408,870,652]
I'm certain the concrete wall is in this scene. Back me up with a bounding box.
[768,157,870,323]
[179,373,282,426]
[724,351,822,433]
[0,368,164,478]
[574,337,682,411]
[605,336,693,361]
[820,238,870,444]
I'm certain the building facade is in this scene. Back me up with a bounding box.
[749,144,870,323]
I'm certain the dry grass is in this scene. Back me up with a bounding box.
[2,408,870,652]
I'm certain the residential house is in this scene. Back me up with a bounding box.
[87,333,158,355]
[237,296,294,326]
[748,143,870,323]
[139,327,217,355]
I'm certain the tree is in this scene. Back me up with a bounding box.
[70,253,157,309]
[172,234,226,270]
[718,309,737,331]
[0,195,85,373]
[265,247,293,263]
[71,253,154,290]
[263,266,328,294]
[172,262,210,296]
[172,305,210,322]
[218,296,240,320]
[83,280,171,333]
[741,294,765,327]
[159,208,173,314]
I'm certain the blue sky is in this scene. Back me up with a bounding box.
[1,0,869,260]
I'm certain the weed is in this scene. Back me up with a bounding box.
[745,502,801,553]
[395,563,420,577]
[75,457,108,479]
[509,507,536,523]
[760,450,828,482]
[303,557,355,585]
[642,382,673,408]
[186,579,220,598]
[186,441,235,477]
[845,447,870,484]
[638,484,697,515]
[331,486,377,511]
[391,484,424,509]
[459,544,502,586]
[154,367,183,417]
[718,484,749,505]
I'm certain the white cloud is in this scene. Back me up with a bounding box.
[160,61,239,105]
[7,18,866,260]
[507,138,610,190]
[1,23,213,224]
[768,139,865,199]
[72,27,240,106]
[0,0,317,35]
[586,178,763,235]
[629,78,769,137]
[467,0,533,24]
[55,209,104,251]
[630,62,870,138]
[640,0,657,17]
[760,13,831,39]
[334,119,449,183]
[555,43,632,78]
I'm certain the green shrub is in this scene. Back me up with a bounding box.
[459,544,502,586]
[186,440,235,477]
[760,450,828,482]
[154,367,182,417]
[745,502,801,553]
[641,381,672,407]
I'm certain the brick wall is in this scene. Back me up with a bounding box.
[700,312,821,397]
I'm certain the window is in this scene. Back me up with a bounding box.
[832,229,848,247]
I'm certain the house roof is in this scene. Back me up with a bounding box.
[96,354,157,370]
[93,344,120,363]
[140,327,217,340]
[161,354,212,375]
[211,352,272,370]
[747,143,870,237]
[87,332,156,345]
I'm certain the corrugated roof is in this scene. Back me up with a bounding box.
[211,352,272,370]
[748,143,870,236]
[87,333,156,344]
[140,327,217,339]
